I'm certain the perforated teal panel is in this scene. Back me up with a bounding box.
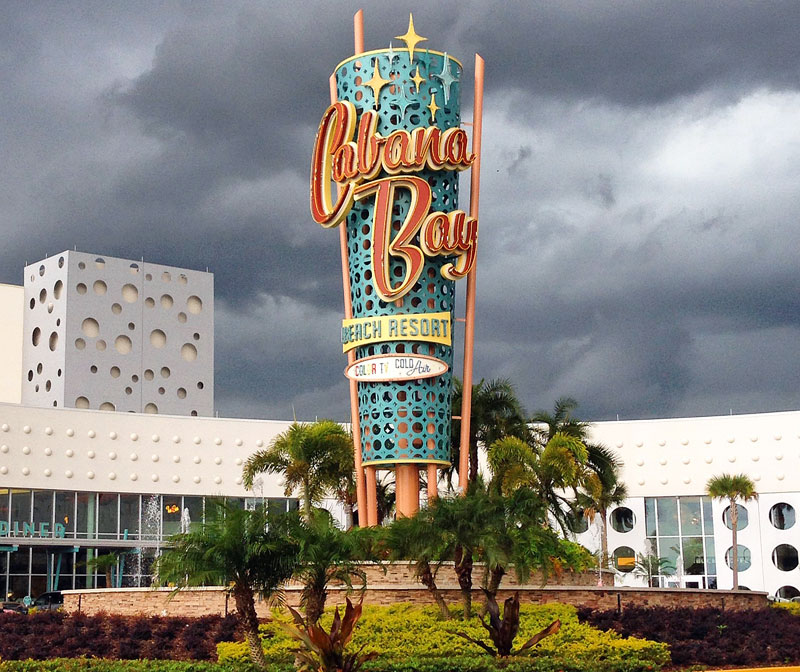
[335,49,463,467]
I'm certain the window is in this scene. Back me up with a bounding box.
[119,495,140,540]
[567,510,589,534]
[777,585,800,600]
[769,503,796,530]
[725,545,751,571]
[772,545,799,572]
[610,507,635,533]
[613,546,636,572]
[722,504,748,531]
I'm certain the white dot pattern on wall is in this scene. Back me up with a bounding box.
[193,456,201,464]
[214,476,221,484]
[66,428,74,436]
[130,433,138,441]
[88,430,95,438]
[65,470,73,478]
[235,438,243,447]
[173,436,180,443]
[235,458,242,466]
[172,456,180,463]
[45,427,53,435]
[44,469,51,477]
[705,456,713,463]
[704,438,712,444]
[776,454,783,460]
[682,457,690,464]
[109,452,117,460]
[172,475,180,483]
[130,473,138,481]
[130,453,138,461]
[752,455,760,461]
[214,457,222,465]
[23,425,31,434]
[65,449,74,457]
[87,450,95,459]
[214,438,222,445]
[683,477,691,484]
[0,467,7,475]
[109,431,117,440]
[0,446,7,453]
[152,435,160,442]
[728,456,736,462]
[1,424,8,432]
[774,434,782,441]
[193,436,201,444]
[193,476,201,483]
[22,467,30,475]
[87,471,94,479]
[151,454,159,462]
[22,446,30,455]
[109,472,116,480]
[151,474,159,482]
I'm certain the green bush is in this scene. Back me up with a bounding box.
[0,661,237,672]
[217,603,669,672]
[773,601,800,616]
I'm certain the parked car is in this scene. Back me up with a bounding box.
[1,601,28,614]
[33,591,63,611]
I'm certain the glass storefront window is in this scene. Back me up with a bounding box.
[725,545,751,571]
[611,507,635,533]
[55,491,75,538]
[770,503,795,530]
[31,547,48,574]
[682,537,705,574]
[723,504,748,531]
[702,496,714,532]
[679,499,702,535]
[644,498,657,537]
[705,537,717,574]
[10,489,32,526]
[10,546,29,574]
[183,497,203,532]
[98,494,118,538]
[119,494,140,540]
[656,498,679,536]
[163,496,181,537]
[32,490,54,533]
[613,546,636,572]
[76,492,96,539]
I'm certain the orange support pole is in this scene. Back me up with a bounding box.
[396,464,420,518]
[330,68,367,526]
[458,54,485,491]
[365,466,378,526]
[427,463,438,500]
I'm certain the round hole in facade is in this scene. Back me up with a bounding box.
[613,546,636,572]
[115,335,132,354]
[74,338,85,351]
[145,297,155,308]
[144,403,158,414]
[129,263,139,274]
[187,296,202,314]
[181,343,197,362]
[95,257,105,269]
[96,339,106,351]
[82,318,99,338]
[150,329,166,348]
[723,504,749,531]
[777,585,800,599]
[197,381,204,390]
[48,332,58,351]
[161,367,170,378]
[78,262,85,270]
[770,503,796,530]
[177,387,186,399]
[76,283,87,295]
[58,257,64,268]
[110,366,120,378]
[177,312,187,323]
[772,544,799,571]
[111,303,122,315]
[144,369,154,381]
[121,284,138,303]
[39,288,46,303]
[75,396,90,409]
[158,387,165,395]
[99,402,115,411]
[162,272,171,282]
[90,365,97,374]
[32,327,41,346]
[161,294,173,309]
[93,280,107,295]
[725,545,751,571]
[611,507,635,533]
[38,265,45,277]
[54,280,63,299]
[568,510,589,534]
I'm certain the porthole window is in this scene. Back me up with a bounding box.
[610,507,635,533]
[772,544,799,572]
[777,585,800,600]
[770,503,796,530]
[723,504,749,531]
[613,546,636,572]
[567,510,589,534]
[725,545,751,571]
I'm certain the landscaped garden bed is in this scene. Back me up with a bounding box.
[578,604,800,668]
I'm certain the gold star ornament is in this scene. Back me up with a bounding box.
[396,14,427,64]
[364,58,390,107]
[411,66,425,92]
[427,92,440,122]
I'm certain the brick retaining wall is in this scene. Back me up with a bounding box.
[62,563,767,616]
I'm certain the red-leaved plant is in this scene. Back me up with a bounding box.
[284,598,377,672]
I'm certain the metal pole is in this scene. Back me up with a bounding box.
[426,463,438,500]
[458,54,484,490]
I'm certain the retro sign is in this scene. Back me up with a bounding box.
[345,354,448,382]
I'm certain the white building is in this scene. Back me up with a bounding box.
[0,252,798,602]
[22,251,213,417]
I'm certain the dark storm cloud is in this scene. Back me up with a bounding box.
[2,1,800,422]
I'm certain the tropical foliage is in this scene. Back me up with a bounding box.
[242,420,353,521]
[705,472,758,589]
[155,502,298,668]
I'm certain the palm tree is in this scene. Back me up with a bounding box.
[487,434,589,533]
[87,552,119,588]
[291,510,375,624]
[242,420,354,520]
[451,378,528,484]
[156,502,298,669]
[706,473,757,590]
[633,551,675,587]
[579,467,628,569]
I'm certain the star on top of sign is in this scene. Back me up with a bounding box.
[427,91,440,122]
[364,58,390,107]
[433,52,459,106]
[396,14,427,64]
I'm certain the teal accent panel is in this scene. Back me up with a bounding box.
[335,49,463,467]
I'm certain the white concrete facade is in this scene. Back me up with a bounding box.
[0,284,24,405]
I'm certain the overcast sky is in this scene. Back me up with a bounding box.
[3,1,800,423]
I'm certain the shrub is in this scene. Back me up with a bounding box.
[217,603,669,672]
[579,605,800,667]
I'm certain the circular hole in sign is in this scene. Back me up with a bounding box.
[150,329,166,348]
[115,335,132,354]
[181,343,197,361]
